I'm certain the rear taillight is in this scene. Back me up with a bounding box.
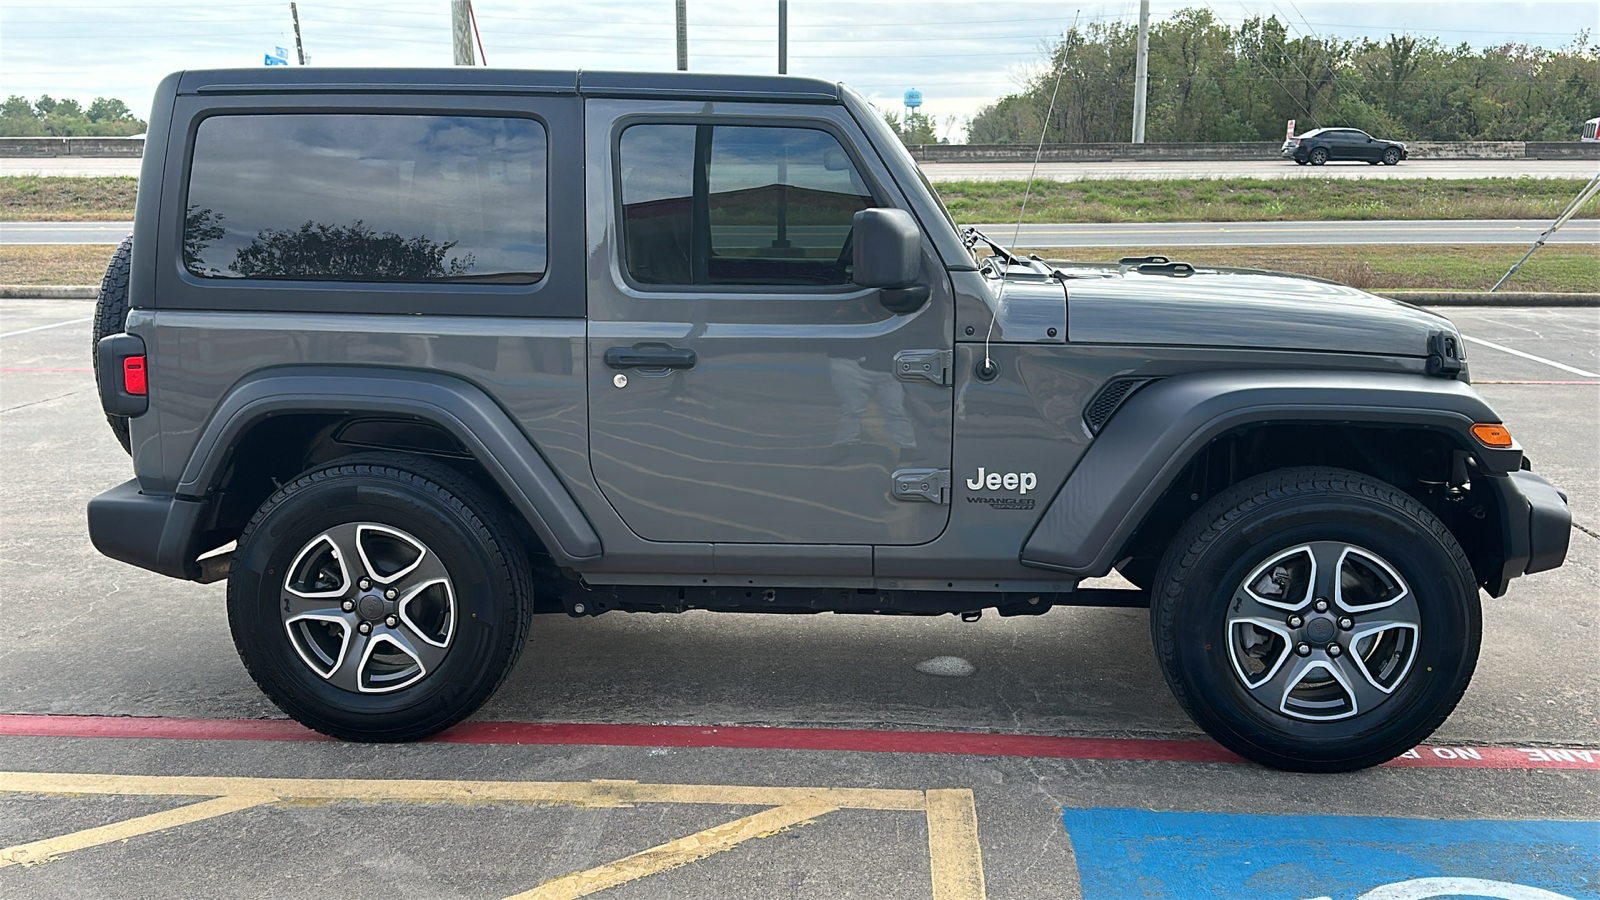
[123,356,147,395]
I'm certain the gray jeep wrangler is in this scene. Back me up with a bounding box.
[88,68,1569,772]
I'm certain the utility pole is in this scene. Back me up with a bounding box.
[289,3,307,65]
[778,0,787,74]
[1131,0,1149,143]
[452,0,476,66]
[675,0,688,71]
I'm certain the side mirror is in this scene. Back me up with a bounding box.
[851,208,920,288]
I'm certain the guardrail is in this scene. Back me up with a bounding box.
[0,137,145,158]
[4,136,1597,161]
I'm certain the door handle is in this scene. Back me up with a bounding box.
[604,344,697,369]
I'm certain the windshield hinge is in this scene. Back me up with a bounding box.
[894,349,954,386]
[892,468,951,504]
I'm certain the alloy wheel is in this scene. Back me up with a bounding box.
[1225,541,1419,722]
[281,522,456,694]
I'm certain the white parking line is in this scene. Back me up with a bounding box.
[0,316,92,339]
[1461,335,1600,379]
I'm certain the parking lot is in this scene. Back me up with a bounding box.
[1,298,1596,898]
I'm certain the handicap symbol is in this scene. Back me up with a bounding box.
[1306,876,1577,900]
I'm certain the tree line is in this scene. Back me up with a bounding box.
[1,95,147,138]
[967,10,1598,144]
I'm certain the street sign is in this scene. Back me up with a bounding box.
[266,46,289,66]
[904,90,923,109]
[1286,118,1297,138]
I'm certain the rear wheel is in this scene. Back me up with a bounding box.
[1294,158,1308,166]
[1150,467,1481,772]
[228,453,534,741]
[91,235,134,454]
[1309,147,1328,165]
[1383,147,1402,166]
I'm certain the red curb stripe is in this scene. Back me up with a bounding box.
[0,715,1594,770]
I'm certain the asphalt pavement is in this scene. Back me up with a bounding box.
[8,218,1599,249]
[921,158,1600,182]
[0,299,1595,899]
[970,218,1600,247]
[6,156,1597,181]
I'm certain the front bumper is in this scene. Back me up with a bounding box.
[88,478,212,580]
[1484,470,1570,595]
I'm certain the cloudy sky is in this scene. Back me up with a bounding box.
[4,0,1595,139]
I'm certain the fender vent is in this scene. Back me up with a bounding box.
[1084,377,1152,434]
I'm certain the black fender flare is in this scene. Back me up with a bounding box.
[177,365,602,564]
[1019,370,1518,575]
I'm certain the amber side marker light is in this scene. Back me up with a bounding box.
[1471,423,1514,448]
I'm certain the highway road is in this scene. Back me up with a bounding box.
[2,156,1596,181]
[7,218,1598,247]
[967,218,1600,247]
[922,158,1600,182]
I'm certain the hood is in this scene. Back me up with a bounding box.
[1062,266,1456,358]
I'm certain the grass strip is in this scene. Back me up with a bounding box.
[0,244,118,285]
[1,176,139,221]
[5,242,1595,294]
[5,176,1598,225]
[936,177,1600,224]
[1036,244,1600,294]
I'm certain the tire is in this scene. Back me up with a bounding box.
[91,235,134,454]
[1383,147,1402,166]
[1308,147,1328,166]
[1294,159,1308,166]
[1367,160,1380,165]
[228,453,535,741]
[1149,467,1481,772]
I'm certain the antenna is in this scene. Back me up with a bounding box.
[980,11,1075,379]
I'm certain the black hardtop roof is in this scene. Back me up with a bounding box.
[174,68,842,102]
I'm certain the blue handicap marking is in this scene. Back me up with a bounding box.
[1061,807,1599,899]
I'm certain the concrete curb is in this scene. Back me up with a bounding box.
[4,285,1595,307]
[1,285,97,299]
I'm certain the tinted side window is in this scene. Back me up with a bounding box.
[618,123,875,287]
[185,114,546,284]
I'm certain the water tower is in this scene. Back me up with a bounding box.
[903,88,923,122]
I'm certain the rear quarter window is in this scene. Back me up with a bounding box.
[183,114,547,284]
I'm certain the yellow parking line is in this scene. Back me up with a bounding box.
[509,799,837,900]
[0,794,273,868]
[926,790,987,900]
[0,773,984,897]
[0,772,925,810]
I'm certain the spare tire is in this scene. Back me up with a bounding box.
[92,235,134,454]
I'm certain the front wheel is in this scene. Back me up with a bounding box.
[228,453,534,741]
[1383,147,1402,165]
[1150,468,1481,772]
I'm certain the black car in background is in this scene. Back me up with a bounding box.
[1282,127,1408,165]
